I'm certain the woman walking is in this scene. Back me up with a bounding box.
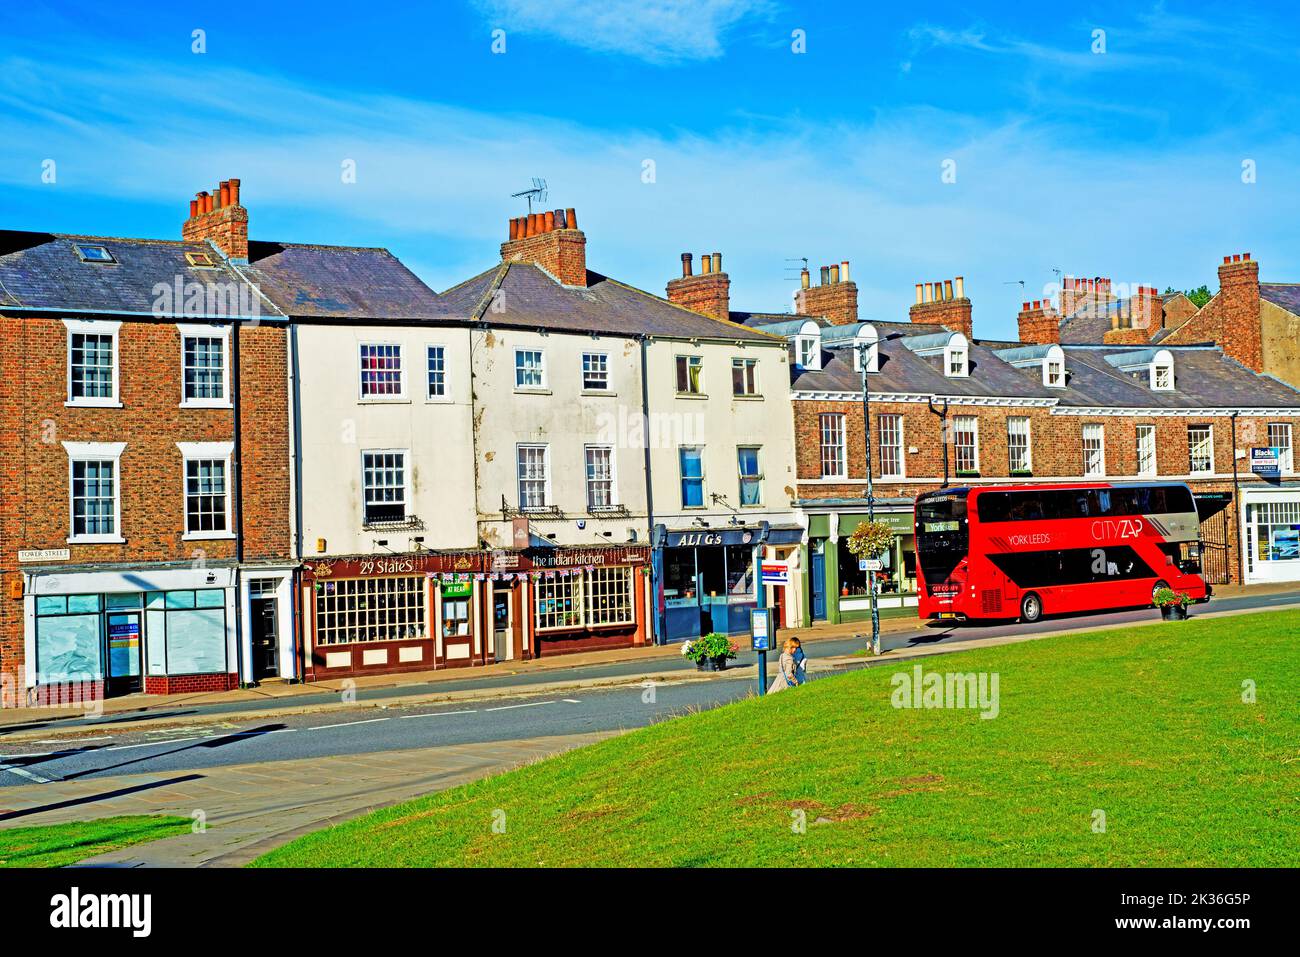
[768,638,801,693]
[790,636,808,686]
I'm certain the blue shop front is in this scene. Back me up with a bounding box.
[653,523,805,643]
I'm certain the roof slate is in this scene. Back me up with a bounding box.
[1262,283,1300,315]
[0,230,264,317]
[438,262,781,342]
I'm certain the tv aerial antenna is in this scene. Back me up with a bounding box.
[511,178,549,213]
[784,257,809,281]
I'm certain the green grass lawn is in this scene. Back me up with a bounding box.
[255,610,1300,867]
[0,816,192,868]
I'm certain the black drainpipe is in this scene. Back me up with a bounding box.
[928,396,951,487]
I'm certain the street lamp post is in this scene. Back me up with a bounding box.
[858,342,881,656]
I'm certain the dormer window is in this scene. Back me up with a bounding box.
[851,324,879,374]
[792,320,822,371]
[944,333,969,378]
[1151,351,1174,391]
[1044,345,1066,388]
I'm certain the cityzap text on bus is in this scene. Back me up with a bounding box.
[915,483,1210,623]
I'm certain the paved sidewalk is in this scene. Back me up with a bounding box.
[3,580,1293,737]
[0,731,615,867]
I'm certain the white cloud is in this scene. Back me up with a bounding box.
[0,53,1297,339]
[474,0,775,63]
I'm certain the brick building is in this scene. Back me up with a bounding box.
[742,261,1300,626]
[0,180,294,704]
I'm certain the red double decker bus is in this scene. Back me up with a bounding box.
[915,482,1210,623]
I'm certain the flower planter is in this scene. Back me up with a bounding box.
[696,657,718,672]
[1160,604,1189,621]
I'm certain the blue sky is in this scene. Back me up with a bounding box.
[2,0,1298,337]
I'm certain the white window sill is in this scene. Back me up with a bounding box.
[65,399,122,409]
[68,535,125,545]
[581,389,616,397]
[180,400,233,410]
[358,397,411,405]
[183,531,236,541]
[425,395,453,404]
[675,392,708,400]
[514,387,552,395]
[732,394,764,400]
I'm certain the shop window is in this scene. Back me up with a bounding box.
[663,547,697,599]
[536,575,583,630]
[1251,501,1300,562]
[697,547,726,598]
[585,566,633,626]
[146,589,227,674]
[441,583,471,638]
[35,594,103,683]
[724,544,753,596]
[315,576,426,645]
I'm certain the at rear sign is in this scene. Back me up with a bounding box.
[760,561,789,585]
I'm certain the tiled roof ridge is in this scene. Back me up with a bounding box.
[595,274,788,343]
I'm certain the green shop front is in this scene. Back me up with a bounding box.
[799,501,919,625]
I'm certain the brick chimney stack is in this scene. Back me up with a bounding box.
[908,275,972,340]
[182,178,248,261]
[1216,252,1262,371]
[1104,286,1163,344]
[500,207,587,287]
[1059,276,1116,319]
[666,251,731,321]
[1017,300,1060,345]
[794,260,858,325]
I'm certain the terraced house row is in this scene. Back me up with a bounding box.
[3,178,1299,704]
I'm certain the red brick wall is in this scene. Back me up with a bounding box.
[667,272,731,321]
[0,315,290,697]
[795,281,858,325]
[499,229,588,287]
[908,299,973,339]
[1162,256,1261,370]
[182,205,249,261]
[1017,303,1060,344]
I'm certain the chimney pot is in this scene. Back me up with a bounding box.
[189,199,198,218]
[1244,252,1251,261]
[923,282,933,303]
[944,279,954,300]
[819,265,830,286]
[915,283,924,305]
[544,210,555,232]
[955,276,964,299]
[840,260,850,283]
[565,208,577,230]
[1022,301,1031,311]
[681,253,693,277]
[829,264,840,284]
[802,268,811,290]
[711,252,722,274]
[701,254,712,275]
[555,209,567,229]
[509,218,519,240]
[228,178,240,205]
[219,181,230,207]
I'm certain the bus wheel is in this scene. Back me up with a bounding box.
[1020,593,1043,623]
[1152,579,1169,602]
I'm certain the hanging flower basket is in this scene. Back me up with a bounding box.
[845,520,894,560]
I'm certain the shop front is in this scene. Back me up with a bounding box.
[800,502,919,626]
[23,563,240,704]
[654,524,804,643]
[1240,484,1300,584]
[300,552,482,679]
[511,545,651,657]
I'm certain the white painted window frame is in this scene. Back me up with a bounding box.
[177,441,236,540]
[358,342,407,401]
[178,323,233,409]
[63,440,127,543]
[64,319,122,408]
